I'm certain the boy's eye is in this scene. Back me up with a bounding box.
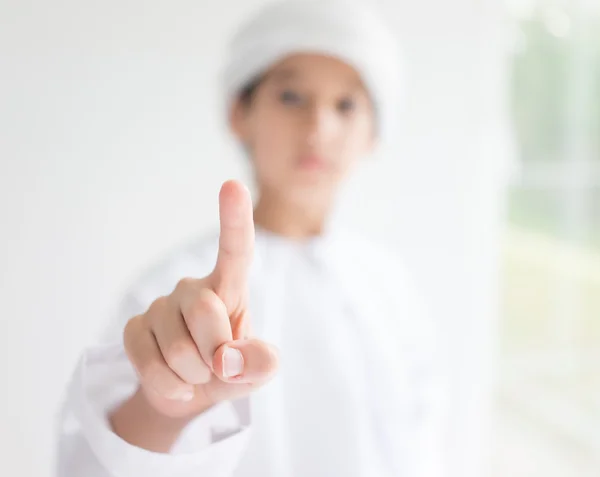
[337,97,356,114]
[280,90,303,105]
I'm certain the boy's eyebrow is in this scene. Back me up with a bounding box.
[268,66,366,92]
[268,68,301,82]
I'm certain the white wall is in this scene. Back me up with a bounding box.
[0,1,511,476]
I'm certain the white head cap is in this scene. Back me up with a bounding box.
[222,0,402,148]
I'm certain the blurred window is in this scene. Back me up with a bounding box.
[495,1,600,476]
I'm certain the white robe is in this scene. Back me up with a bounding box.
[56,227,446,477]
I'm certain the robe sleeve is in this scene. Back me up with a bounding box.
[55,289,252,477]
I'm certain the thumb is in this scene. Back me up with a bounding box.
[202,339,279,404]
[213,339,279,384]
[202,339,279,403]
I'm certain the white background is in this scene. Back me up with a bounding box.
[0,1,511,476]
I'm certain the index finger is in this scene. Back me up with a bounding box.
[212,180,255,297]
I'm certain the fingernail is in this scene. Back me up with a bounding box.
[222,347,244,378]
[167,389,194,401]
[180,390,194,402]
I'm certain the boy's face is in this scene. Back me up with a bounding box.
[230,53,376,205]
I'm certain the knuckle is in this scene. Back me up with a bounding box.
[147,295,169,316]
[175,277,195,294]
[199,288,224,315]
[123,315,145,348]
[185,289,222,325]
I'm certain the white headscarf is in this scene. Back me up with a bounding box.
[221,0,402,147]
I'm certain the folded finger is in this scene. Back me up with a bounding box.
[124,315,194,401]
[180,287,233,370]
[152,310,212,385]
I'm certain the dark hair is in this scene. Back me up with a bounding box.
[238,77,263,107]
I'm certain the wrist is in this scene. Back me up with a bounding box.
[109,387,199,452]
